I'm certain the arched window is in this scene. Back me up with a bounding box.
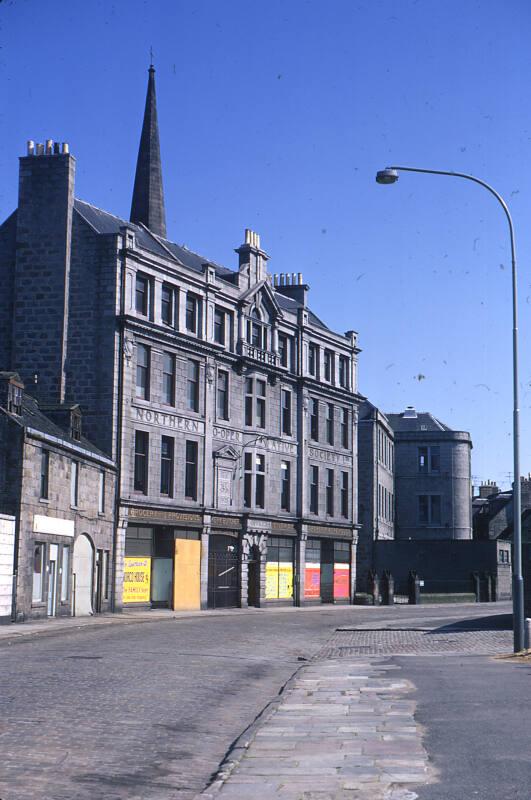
[247,305,267,350]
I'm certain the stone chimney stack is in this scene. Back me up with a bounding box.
[236,229,269,290]
[272,272,309,307]
[12,140,75,403]
[479,480,500,499]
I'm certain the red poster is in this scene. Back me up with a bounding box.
[304,565,320,598]
[333,564,350,599]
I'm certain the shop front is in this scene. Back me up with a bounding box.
[124,510,203,610]
[207,532,240,609]
[304,534,352,604]
[265,535,296,605]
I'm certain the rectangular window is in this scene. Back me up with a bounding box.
[161,283,176,326]
[326,469,334,516]
[98,470,105,514]
[256,379,266,429]
[245,378,253,426]
[310,466,319,514]
[324,350,334,383]
[310,398,319,441]
[244,451,252,508]
[136,344,150,400]
[418,447,428,473]
[61,545,70,602]
[281,389,292,436]
[32,543,45,602]
[278,334,289,368]
[162,352,176,406]
[134,431,149,493]
[430,446,440,473]
[70,461,79,507]
[255,454,265,508]
[135,274,149,316]
[341,472,349,518]
[281,461,291,511]
[185,440,198,500]
[308,343,318,377]
[40,449,49,500]
[326,403,334,445]
[341,408,349,449]
[214,307,226,345]
[160,435,174,496]
[186,294,201,335]
[187,359,200,412]
[418,446,440,473]
[338,356,349,388]
[217,370,229,420]
[418,495,441,525]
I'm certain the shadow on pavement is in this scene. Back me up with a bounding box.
[429,613,512,634]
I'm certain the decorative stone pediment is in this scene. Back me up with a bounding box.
[239,280,283,319]
[213,444,241,461]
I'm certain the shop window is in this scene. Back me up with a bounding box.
[70,460,79,507]
[160,435,174,496]
[217,370,229,420]
[61,545,70,602]
[136,344,150,400]
[32,543,45,602]
[326,403,334,445]
[161,283,177,327]
[308,343,319,378]
[326,468,334,516]
[40,449,49,500]
[281,461,291,511]
[341,408,349,449]
[185,440,198,500]
[187,359,200,412]
[304,538,321,599]
[98,470,105,514]
[186,293,202,336]
[310,398,319,441]
[266,536,294,600]
[135,273,150,316]
[281,389,292,436]
[310,465,319,514]
[134,431,149,493]
[341,472,349,518]
[162,352,176,406]
[125,526,153,556]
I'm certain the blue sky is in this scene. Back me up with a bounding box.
[2,0,531,488]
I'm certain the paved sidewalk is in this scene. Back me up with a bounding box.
[199,658,433,800]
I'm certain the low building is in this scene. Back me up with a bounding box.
[386,407,472,541]
[0,373,116,621]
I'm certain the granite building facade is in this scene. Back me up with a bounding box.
[0,67,363,611]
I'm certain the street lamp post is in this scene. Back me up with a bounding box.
[375,165,524,653]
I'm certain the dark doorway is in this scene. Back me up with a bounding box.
[247,545,261,607]
[208,535,240,609]
[94,549,104,613]
[320,539,334,603]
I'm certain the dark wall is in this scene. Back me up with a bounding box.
[0,213,16,369]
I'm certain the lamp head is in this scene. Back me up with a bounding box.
[376,168,399,185]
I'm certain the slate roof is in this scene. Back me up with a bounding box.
[74,199,330,331]
[4,392,114,465]
[386,410,453,433]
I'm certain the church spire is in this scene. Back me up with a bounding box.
[130,64,167,238]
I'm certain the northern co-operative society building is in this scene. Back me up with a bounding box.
[0,66,364,613]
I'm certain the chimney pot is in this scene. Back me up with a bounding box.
[61,142,69,154]
[53,142,60,154]
[280,274,285,286]
[45,139,53,154]
[27,140,35,156]
[36,143,44,155]
[298,273,303,285]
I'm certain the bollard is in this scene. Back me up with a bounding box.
[525,618,531,650]
[472,572,481,602]
[484,572,492,603]
[368,570,380,606]
[489,573,497,603]
[408,571,421,605]
[381,570,394,606]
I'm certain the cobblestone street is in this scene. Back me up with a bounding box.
[0,602,527,800]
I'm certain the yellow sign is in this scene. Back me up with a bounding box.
[123,557,151,603]
[265,562,293,600]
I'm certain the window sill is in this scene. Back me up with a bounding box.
[39,498,50,504]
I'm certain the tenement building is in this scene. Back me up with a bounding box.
[0,66,363,611]
[0,373,116,621]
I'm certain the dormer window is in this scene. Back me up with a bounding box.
[7,383,22,415]
[246,307,268,350]
[71,411,82,441]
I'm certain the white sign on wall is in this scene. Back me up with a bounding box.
[33,515,75,538]
[0,515,16,619]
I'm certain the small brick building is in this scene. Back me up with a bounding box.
[0,373,116,621]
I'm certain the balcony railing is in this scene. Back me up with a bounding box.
[239,340,280,367]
